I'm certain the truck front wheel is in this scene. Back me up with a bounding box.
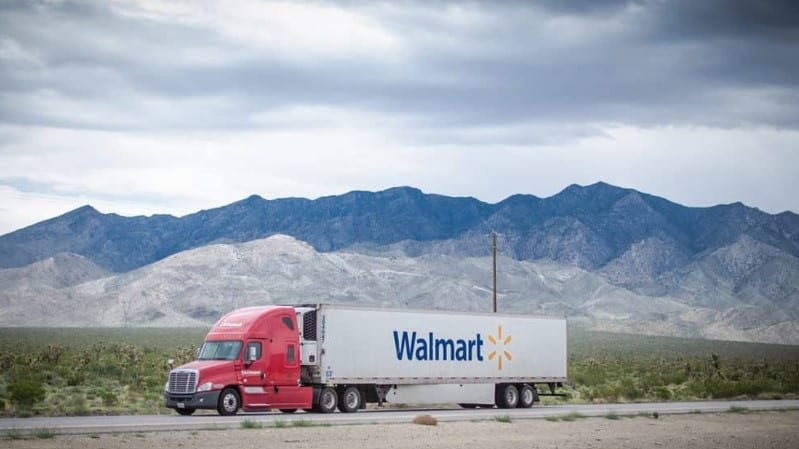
[217,388,241,416]
[316,387,337,413]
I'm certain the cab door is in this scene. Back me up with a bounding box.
[240,340,270,410]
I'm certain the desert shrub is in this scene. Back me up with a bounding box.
[651,386,671,400]
[618,377,643,400]
[7,378,46,408]
[65,371,86,386]
[559,411,587,421]
[67,394,90,416]
[100,390,118,407]
[291,419,318,427]
[240,419,263,429]
[33,428,56,439]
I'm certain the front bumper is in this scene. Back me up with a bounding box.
[164,390,221,410]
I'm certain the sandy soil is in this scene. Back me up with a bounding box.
[7,411,799,449]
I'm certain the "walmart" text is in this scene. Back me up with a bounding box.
[392,331,485,361]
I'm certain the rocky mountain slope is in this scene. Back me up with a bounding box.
[0,235,796,344]
[0,183,797,343]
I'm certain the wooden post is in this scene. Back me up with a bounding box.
[493,232,497,313]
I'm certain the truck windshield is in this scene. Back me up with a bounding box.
[198,340,243,361]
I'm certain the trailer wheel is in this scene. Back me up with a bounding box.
[458,403,478,409]
[316,387,337,413]
[217,387,240,415]
[518,384,535,408]
[337,386,361,413]
[497,384,519,409]
[279,408,298,413]
[175,408,196,416]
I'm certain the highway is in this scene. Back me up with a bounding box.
[1,400,797,435]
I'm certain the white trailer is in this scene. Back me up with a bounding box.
[297,305,567,408]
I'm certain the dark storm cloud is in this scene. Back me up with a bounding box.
[651,0,799,40]
[386,0,799,129]
[638,0,799,92]
[1,0,798,135]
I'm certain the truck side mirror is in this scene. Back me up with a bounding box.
[247,346,257,362]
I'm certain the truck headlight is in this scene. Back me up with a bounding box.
[197,382,214,392]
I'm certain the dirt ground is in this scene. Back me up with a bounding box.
[6,411,799,449]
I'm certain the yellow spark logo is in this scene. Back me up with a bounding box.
[487,325,512,370]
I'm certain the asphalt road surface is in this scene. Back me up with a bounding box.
[1,400,797,435]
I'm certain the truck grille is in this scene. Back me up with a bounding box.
[167,369,198,394]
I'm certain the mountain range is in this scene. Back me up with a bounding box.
[1,182,797,344]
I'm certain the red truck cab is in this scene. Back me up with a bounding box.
[164,306,312,415]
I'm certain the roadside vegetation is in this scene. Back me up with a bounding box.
[0,326,797,417]
[560,327,799,404]
[0,328,205,417]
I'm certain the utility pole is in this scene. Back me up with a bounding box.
[492,231,497,313]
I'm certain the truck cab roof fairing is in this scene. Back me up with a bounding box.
[205,306,293,340]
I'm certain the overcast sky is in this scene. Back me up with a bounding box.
[1,0,798,235]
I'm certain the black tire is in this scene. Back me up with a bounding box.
[175,407,196,416]
[337,386,361,413]
[217,387,241,416]
[280,408,298,413]
[497,384,519,409]
[518,384,535,408]
[316,387,337,413]
[459,403,478,409]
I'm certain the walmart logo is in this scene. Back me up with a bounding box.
[487,325,512,370]
[392,324,513,370]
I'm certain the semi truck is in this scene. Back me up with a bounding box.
[164,304,567,415]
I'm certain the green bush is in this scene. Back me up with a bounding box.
[651,386,671,400]
[100,390,118,407]
[65,371,85,387]
[7,379,45,408]
[619,378,643,400]
[240,419,263,429]
[34,428,56,439]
